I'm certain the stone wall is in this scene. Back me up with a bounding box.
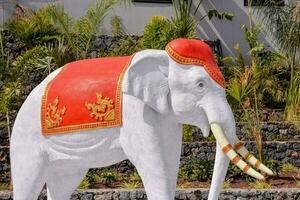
[1,121,298,148]
[1,141,299,183]
[190,122,300,141]
[0,188,299,200]
[181,141,300,167]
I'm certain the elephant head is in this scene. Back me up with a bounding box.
[123,38,273,199]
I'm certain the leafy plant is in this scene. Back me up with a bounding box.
[99,170,118,186]
[5,4,58,49]
[206,9,234,21]
[179,158,213,182]
[227,163,254,182]
[182,124,194,142]
[222,180,230,189]
[110,15,124,36]
[225,3,287,160]
[0,81,22,140]
[249,180,271,189]
[170,0,198,39]
[122,172,142,189]
[256,0,300,58]
[12,45,52,78]
[78,177,90,189]
[142,0,234,50]
[47,0,121,59]
[143,16,173,50]
[47,36,73,67]
[255,0,300,121]
[108,36,143,56]
[206,134,215,142]
[128,172,141,183]
[285,70,300,121]
[35,56,55,75]
[122,181,140,189]
[280,163,299,174]
[264,159,281,176]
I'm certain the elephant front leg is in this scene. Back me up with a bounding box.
[119,119,180,200]
[46,168,88,200]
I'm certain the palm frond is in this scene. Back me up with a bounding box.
[285,69,300,121]
[75,0,120,57]
[256,1,300,56]
[47,3,76,56]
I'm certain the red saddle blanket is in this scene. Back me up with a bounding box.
[41,56,133,135]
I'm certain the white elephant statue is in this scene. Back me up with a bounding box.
[10,38,273,200]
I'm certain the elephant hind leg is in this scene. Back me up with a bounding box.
[10,147,47,200]
[46,168,87,200]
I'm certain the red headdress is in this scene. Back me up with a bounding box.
[166,38,225,88]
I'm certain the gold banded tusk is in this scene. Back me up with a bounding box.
[234,141,274,176]
[243,164,250,173]
[210,123,265,180]
[222,144,233,153]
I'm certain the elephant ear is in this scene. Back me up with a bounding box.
[123,50,170,114]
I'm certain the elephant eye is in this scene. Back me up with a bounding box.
[198,82,204,87]
[198,82,205,88]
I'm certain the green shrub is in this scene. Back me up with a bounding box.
[143,16,173,50]
[48,0,120,60]
[227,163,254,182]
[222,180,230,189]
[0,81,22,114]
[122,181,140,189]
[128,172,141,183]
[78,177,90,189]
[182,124,193,142]
[99,169,118,186]
[108,36,143,57]
[84,168,102,184]
[5,4,58,49]
[85,168,119,186]
[110,15,124,36]
[280,163,299,174]
[179,158,213,182]
[264,159,281,176]
[13,45,52,78]
[122,172,142,189]
[206,134,216,142]
[249,180,271,189]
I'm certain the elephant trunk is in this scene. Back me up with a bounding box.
[206,103,236,200]
[206,101,273,200]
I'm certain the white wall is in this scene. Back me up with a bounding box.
[1,0,275,59]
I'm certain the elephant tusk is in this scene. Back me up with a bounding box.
[234,141,274,176]
[210,123,265,180]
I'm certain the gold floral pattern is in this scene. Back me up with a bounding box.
[85,93,115,121]
[45,96,66,129]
